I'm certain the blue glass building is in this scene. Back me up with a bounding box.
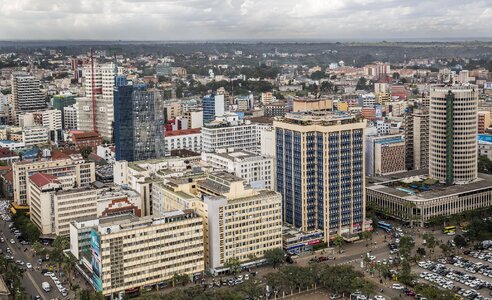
[202,93,225,124]
[274,112,366,242]
[114,82,165,162]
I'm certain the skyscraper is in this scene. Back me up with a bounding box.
[405,107,429,171]
[114,83,165,162]
[11,73,47,123]
[77,63,122,141]
[274,112,366,242]
[429,85,478,185]
[202,93,225,124]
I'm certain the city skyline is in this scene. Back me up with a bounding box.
[1,0,492,41]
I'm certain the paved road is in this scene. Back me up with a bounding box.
[0,219,66,300]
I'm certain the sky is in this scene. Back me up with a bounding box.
[1,0,492,41]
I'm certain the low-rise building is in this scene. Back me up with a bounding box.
[13,156,95,205]
[164,128,201,156]
[29,174,140,236]
[71,131,103,151]
[69,210,204,298]
[367,172,492,226]
[22,126,49,146]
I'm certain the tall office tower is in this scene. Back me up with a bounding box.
[429,85,479,185]
[114,83,165,162]
[274,112,366,242]
[11,73,47,123]
[79,63,123,141]
[202,93,225,124]
[405,107,429,171]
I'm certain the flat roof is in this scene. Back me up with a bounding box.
[368,173,492,201]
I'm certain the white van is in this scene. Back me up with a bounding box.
[42,282,51,292]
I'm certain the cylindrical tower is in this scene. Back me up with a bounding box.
[429,84,478,185]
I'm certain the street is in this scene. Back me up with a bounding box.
[0,216,66,299]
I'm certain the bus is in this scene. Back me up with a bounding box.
[378,221,393,232]
[443,225,457,234]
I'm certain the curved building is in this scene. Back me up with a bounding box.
[429,85,478,185]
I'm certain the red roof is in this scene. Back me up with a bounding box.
[29,173,61,188]
[164,128,201,137]
[3,171,13,183]
[72,131,102,141]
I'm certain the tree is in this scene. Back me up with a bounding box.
[356,77,368,90]
[399,260,415,285]
[416,247,426,257]
[172,273,189,287]
[454,235,468,248]
[398,236,415,259]
[32,241,44,255]
[224,257,241,275]
[264,272,288,291]
[310,71,326,80]
[0,256,25,297]
[24,222,40,243]
[333,235,345,254]
[360,231,373,246]
[80,146,93,159]
[423,233,437,258]
[439,243,452,257]
[236,279,263,299]
[280,266,316,290]
[478,156,492,174]
[264,248,284,269]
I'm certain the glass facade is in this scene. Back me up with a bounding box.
[203,94,216,124]
[114,83,165,162]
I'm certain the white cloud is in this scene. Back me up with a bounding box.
[0,0,490,40]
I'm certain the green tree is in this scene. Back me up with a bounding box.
[264,248,284,269]
[280,266,316,290]
[310,71,326,80]
[398,236,415,259]
[360,231,373,246]
[416,247,426,257]
[264,272,288,291]
[333,235,345,254]
[454,235,468,248]
[224,257,241,275]
[24,222,40,243]
[80,146,93,159]
[478,155,492,174]
[0,256,25,297]
[423,233,437,258]
[172,273,189,287]
[399,260,415,285]
[439,243,452,257]
[236,279,263,299]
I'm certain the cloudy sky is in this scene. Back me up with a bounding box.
[1,0,491,40]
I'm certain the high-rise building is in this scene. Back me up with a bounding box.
[274,112,366,242]
[11,73,47,122]
[114,84,165,162]
[405,107,429,171]
[429,85,479,185]
[77,63,123,141]
[203,93,225,124]
[63,105,78,130]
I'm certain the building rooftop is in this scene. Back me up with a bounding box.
[212,150,270,162]
[29,173,61,188]
[367,173,492,201]
[277,111,360,126]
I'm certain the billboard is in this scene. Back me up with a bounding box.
[485,82,492,90]
[375,105,383,118]
[91,229,102,292]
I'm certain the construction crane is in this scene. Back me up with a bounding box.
[90,48,97,133]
